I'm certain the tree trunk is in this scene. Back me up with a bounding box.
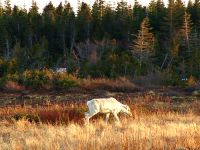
[161,53,168,69]
[5,38,10,59]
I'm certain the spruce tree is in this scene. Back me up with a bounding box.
[188,0,200,33]
[43,1,55,23]
[102,3,115,38]
[91,0,105,40]
[149,0,167,33]
[63,2,75,49]
[190,30,200,76]
[4,0,11,15]
[130,17,155,67]
[179,11,192,55]
[163,0,185,59]
[29,0,39,15]
[42,2,56,63]
[28,0,41,46]
[132,0,146,34]
[76,2,92,42]
[148,0,167,67]
[115,0,132,42]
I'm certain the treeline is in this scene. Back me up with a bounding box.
[0,0,200,79]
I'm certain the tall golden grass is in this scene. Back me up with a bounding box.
[0,94,200,149]
[0,112,200,149]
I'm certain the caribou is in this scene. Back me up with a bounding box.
[85,97,132,123]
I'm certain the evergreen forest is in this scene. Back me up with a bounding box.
[0,0,200,88]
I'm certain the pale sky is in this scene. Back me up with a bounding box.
[0,0,191,12]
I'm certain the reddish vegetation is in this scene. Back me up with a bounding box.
[5,81,25,91]
[39,106,86,124]
[0,92,199,125]
[80,77,138,92]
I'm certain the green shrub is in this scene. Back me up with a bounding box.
[0,77,6,89]
[0,59,8,77]
[0,59,17,77]
[164,73,187,87]
[22,69,54,89]
[53,73,78,89]
[1,69,79,90]
[6,73,21,83]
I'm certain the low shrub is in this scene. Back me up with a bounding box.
[13,113,40,123]
[0,73,24,91]
[0,59,17,77]
[187,75,197,86]
[0,77,6,89]
[133,71,171,88]
[80,77,137,92]
[39,107,86,124]
[53,73,78,89]
[6,73,21,83]
[22,69,54,89]
[164,74,187,87]
[0,69,80,90]
[5,81,25,91]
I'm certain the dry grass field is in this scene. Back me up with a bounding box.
[0,93,200,149]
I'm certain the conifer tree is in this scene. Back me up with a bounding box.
[149,0,166,33]
[130,17,155,67]
[63,1,75,49]
[28,0,41,46]
[102,3,115,38]
[43,1,55,23]
[132,0,146,34]
[42,2,57,63]
[163,0,185,59]
[174,0,185,30]
[76,2,92,42]
[55,2,66,61]
[3,0,12,59]
[91,0,106,40]
[188,0,200,33]
[189,29,200,76]
[179,11,192,55]
[29,0,39,15]
[115,0,132,42]
[149,0,167,67]
[4,0,11,15]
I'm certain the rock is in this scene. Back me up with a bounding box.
[192,90,200,96]
[147,90,156,96]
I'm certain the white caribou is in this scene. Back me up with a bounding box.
[85,97,132,123]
